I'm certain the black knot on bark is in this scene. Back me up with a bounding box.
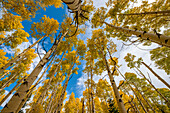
[4,104,8,108]
[165,39,168,44]
[147,37,150,40]
[120,94,123,98]
[23,81,29,86]
[143,31,147,35]
[119,99,122,102]
[14,93,20,97]
[138,35,141,37]
[26,90,29,93]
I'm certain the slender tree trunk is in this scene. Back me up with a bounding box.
[122,86,140,113]
[117,69,148,113]
[54,57,77,113]
[29,52,65,113]
[1,31,68,113]
[48,87,59,113]
[131,81,156,113]
[90,67,94,113]
[0,73,18,91]
[117,10,170,16]
[82,100,85,113]
[45,87,56,113]
[135,67,169,105]
[141,62,170,89]
[0,36,46,74]
[0,76,26,106]
[118,68,155,113]
[102,54,126,113]
[0,62,19,79]
[88,72,92,113]
[102,21,170,47]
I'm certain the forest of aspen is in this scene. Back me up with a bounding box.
[0,0,169,113]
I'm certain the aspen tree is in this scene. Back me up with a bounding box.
[1,31,68,113]
[124,53,170,105]
[0,15,59,74]
[125,53,170,89]
[92,1,170,47]
[89,29,126,113]
[29,50,66,112]
[119,84,140,113]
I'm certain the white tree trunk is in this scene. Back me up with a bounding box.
[103,21,170,47]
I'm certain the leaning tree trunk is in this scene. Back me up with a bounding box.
[45,87,56,113]
[0,73,18,92]
[135,67,169,106]
[117,69,148,113]
[90,67,95,113]
[131,81,156,113]
[0,36,46,74]
[118,68,155,113]
[88,72,92,113]
[1,31,68,113]
[117,10,170,16]
[0,76,26,106]
[102,54,127,113]
[102,21,170,47]
[121,85,140,113]
[29,52,65,113]
[15,79,40,113]
[141,62,170,89]
[82,99,85,113]
[54,57,77,113]
[19,57,54,113]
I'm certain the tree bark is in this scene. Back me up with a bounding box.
[82,100,85,113]
[141,62,170,89]
[90,67,94,113]
[117,69,148,113]
[0,76,26,106]
[102,21,170,47]
[62,0,81,12]
[88,72,92,113]
[45,87,56,113]
[102,54,127,113]
[1,31,68,113]
[0,73,18,92]
[117,10,170,16]
[0,36,46,74]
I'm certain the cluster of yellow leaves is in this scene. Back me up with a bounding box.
[2,0,40,20]
[0,12,23,31]
[0,49,8,68]
[40,0,62,8]
[30,15,59,42]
